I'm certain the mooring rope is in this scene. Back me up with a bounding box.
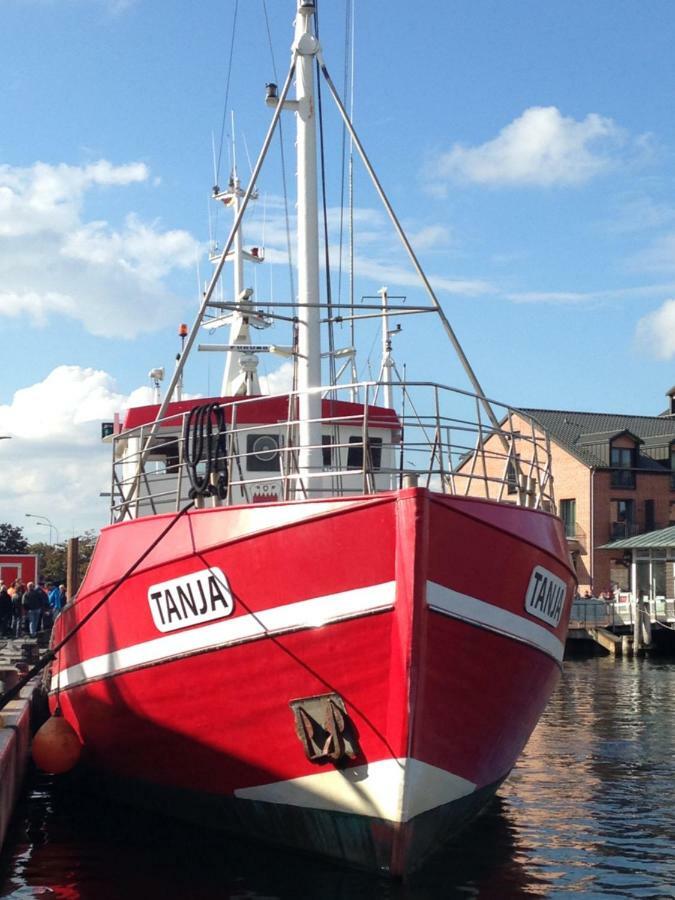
[0,499,195,713]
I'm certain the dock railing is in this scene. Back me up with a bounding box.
[569,598,613,629]
[609,594,675,628]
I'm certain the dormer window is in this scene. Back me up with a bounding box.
[610,445,635,488]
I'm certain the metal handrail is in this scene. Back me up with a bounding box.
[109,381,556,521]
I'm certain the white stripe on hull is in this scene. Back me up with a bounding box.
[54,580,396,690]
[426,581,564,663]
[54,580,562,690]
[234,757,476,823]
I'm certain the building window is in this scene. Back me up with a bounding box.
[507,458,519,495]
[559,499,576,539]
[611,498,635,539]
[610,446,635,488]
[347,436,383,470]
[670,445,675,490]
[645,499,655,532]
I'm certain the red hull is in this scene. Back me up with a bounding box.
[50,487,574,874]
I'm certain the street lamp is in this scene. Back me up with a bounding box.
[25,513,59,546]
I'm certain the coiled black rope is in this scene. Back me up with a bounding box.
[183,402,229,500]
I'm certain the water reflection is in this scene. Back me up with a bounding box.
[2,658,675,898]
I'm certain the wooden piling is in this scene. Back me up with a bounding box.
[66,537,80,602]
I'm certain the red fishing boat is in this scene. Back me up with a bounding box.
[49,1,575,876]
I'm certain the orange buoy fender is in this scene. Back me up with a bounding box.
[31,710,82,774]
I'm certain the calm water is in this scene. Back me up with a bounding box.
[2,657,675,899]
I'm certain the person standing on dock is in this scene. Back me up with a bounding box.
[11,582,25,637]
[23,582,45,637]
[48,583,65,618]
[0,582,12,637]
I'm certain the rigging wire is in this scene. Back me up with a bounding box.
[336,0,352,308]
[262,0,296,308]
[0,500,196,714]
[348,0,357,397]
[215,0,240,188]
[314,2,337,386]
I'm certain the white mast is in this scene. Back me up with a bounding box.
[379,287,394,409]
[294,0,322,488]
[215,119,263,397]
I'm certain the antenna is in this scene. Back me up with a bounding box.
[148,367,164,404]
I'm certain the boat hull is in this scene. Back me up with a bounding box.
[50,487,575,875]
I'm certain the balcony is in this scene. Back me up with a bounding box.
[610,521,642,540]
[564,523,586,549]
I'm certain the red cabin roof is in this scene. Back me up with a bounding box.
[122,395,400,431]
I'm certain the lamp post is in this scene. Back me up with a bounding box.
[25,514,59,546]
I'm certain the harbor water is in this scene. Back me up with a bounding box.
[1,656,675,898]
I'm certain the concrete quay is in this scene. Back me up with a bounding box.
[0,638,48,851]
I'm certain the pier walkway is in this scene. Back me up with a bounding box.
[0,637,48,851]
[566,597,675,656]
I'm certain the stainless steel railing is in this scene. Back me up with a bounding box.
[108,381,556,521]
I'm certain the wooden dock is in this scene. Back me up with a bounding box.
[0,638,48,851]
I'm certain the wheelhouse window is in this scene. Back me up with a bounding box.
[347,436,383,470]
[150,437,180,474]
[246,434,281,472]
[322,434,333,468]
[610,445,635,488]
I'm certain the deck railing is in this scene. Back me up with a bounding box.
[108,381,556,522]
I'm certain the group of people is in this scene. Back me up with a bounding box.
[0,580,66,638]
[574,585,622,603]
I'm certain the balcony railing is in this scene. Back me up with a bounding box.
[564,523,586,547]
[610,521,642,540]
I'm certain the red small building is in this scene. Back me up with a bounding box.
[0,554,39,587]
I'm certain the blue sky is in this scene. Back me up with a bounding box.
[2,0,675,540]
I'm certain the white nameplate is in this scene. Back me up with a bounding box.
[524,566,566,628]
[148,567,234,633]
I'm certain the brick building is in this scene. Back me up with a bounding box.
[453,389,675,595]
[519,394,675,594]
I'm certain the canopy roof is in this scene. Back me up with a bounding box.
[600,525,675,550]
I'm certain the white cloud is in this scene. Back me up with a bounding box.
[0,366,150,536]
[0,160,148,237]
[635,299,675,360]
[507,282,675,306]
[0,160,200,338]
[429,106,624,188]
[0,365,133,442]
[630,232,675,275]
[258,361,295,395]
[407,224,453,251]
[232,194,484,298]
[354,255,492,296]
[607,196,675,234]
[61,214,198,283]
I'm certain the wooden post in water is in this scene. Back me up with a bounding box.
[66,537,80,602]
[633,599,642,651]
